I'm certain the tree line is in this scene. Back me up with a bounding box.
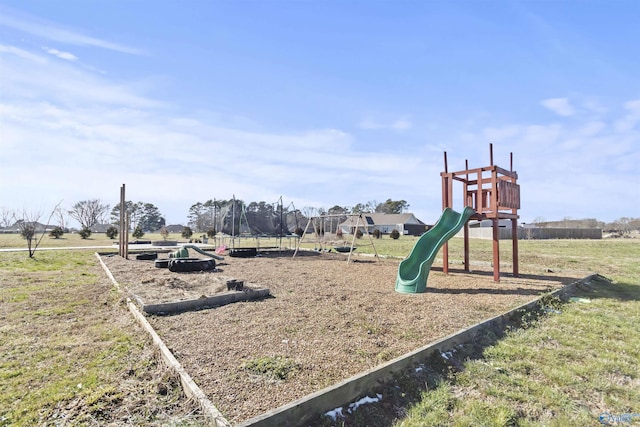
[0,198,410,240]
[2,199,638,239]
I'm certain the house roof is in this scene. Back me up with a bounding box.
[339,213,425,227]
[3,220,50,232]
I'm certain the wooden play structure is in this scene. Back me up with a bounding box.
[441,144,520,281]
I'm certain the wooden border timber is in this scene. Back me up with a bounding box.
[134,288,271,315]
[96,253,232,427]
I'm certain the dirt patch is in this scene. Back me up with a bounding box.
[100,248,581,424]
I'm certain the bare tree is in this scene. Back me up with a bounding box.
[16,209,42,257]
[68,199,109,229]
[17,201,63,258]
[54,205,67,230]
[302,206,319,218]
[0,207,15,228]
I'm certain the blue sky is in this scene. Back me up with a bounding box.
[1,1,638,227]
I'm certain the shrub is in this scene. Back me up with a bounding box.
[132,226,144,239]
[160,225,169,240]
[372,229,381,239]
[336,228,344,239]
[19,224,35,241]
[356,229,363,239]
[390,229,400,240]
[294,227,304,237]
[49,226,64,239]
[182,226,193,239]
[79,227,92,239]
[206,228,216,238]
[106,226,118,239]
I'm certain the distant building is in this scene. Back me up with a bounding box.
[90,223,112,233]
[339,213,428,236]
[165,224,185,233]
[1,220,50,233]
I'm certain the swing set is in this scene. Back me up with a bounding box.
[293,213,379,263]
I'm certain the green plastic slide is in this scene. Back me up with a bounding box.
[395,206,475,294]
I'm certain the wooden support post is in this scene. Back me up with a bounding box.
[492,218,500,282]
[119,184,125,258]
[443,241,449,275]
[512,218,519,277]
[463,160,470,272]
[489,143,494,166]
[125,211,130,260]
[476,170,482,213]
[442,171,449,274]
[463,221,469,272]
[441,169,452,275]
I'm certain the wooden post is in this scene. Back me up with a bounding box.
[441,165,453,275]
[463,221,469,272]
[512,218,519,277]
[463,159,470,272]
[125,210,130,260]
[441,153,449,274]
[492,218,500,282]
[489,143,494,166]
[119,184,125,258]
[476,169,482,214]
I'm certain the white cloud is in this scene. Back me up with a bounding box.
[0,44,431,226]
[1,36,637,226]
[614,99,640,133]
[358,116,412,132]
[43,47,77,61]
[0,6,141,55]
[0,43,46,63]
[454,114,639,223]
[540,97,576,117]
[391,118,412,131]
[1,45,159,108]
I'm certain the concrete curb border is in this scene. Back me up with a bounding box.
[96,253,232,427]
[238,275,591,427]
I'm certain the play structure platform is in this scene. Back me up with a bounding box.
[396,144,521,293]
[395,207,476,294]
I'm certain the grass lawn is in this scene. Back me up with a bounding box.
[1,233,638,426]
[0,248,204,426]
[393,239,640,427]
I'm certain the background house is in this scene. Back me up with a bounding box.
[339,213,428,236]
[0,220,50,234]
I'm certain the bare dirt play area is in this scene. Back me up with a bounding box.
[100,248,583,425]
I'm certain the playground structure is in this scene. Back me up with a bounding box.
[395,207,476,293]
[396,144,520,293]
[223,195,301,253]
[293,213,379,262]
[441,143,520,282]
